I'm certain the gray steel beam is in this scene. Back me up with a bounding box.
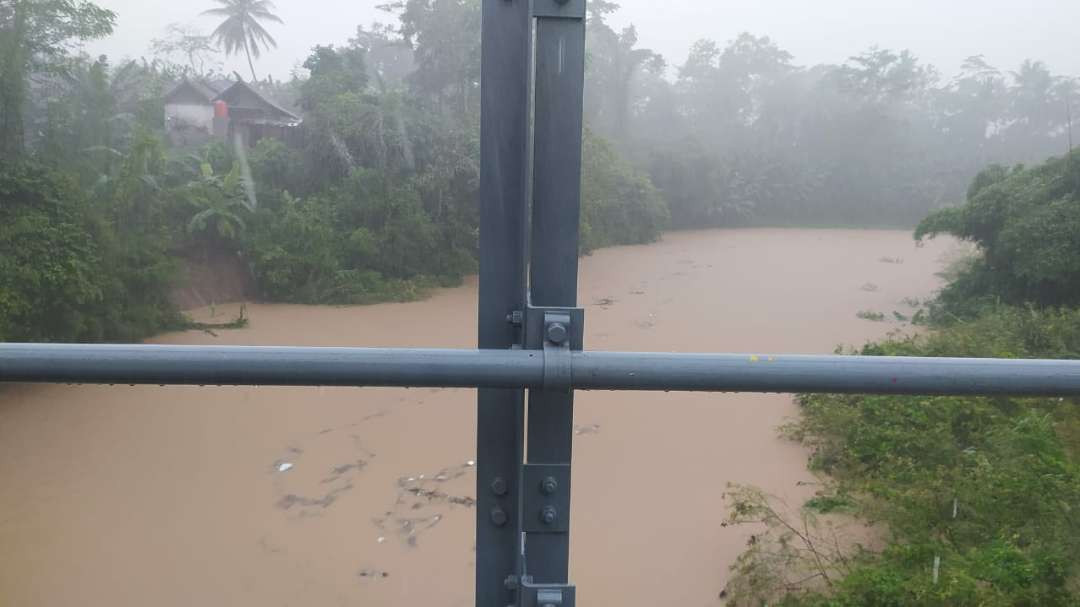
[525,6,588,588]
[4,345,1080,396]
[477,0,532,603]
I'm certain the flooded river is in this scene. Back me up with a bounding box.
[0,229,956,606]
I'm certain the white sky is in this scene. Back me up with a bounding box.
[87,0,1080,80]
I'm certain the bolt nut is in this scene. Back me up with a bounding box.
[490,507,508,527]
[506,310,524,326]
[540,476,558,495]
[540,505,558,525]
[491,476,508,497]
[545,322,568,345]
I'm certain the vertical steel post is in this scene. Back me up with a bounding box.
[477,1,531,606]
[524,1,588,586]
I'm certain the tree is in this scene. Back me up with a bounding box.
[381,0,481,117]
[187,161,249,258]
[201,0,283,82]
[299,44,369,111]
[350,23,414,91]
[0,0,115,160]
[585,19,663,142]
[150,23,221,77]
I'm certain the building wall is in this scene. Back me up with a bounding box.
[165,103,214,134]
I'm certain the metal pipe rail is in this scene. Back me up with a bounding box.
[3,343,1080,396]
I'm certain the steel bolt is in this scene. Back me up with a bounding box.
[506,310,524,326]
[540,505,558,525]
[540,476,558,495]
[545,322,568,345]
[491,476,508,496]
[491,507,508,527]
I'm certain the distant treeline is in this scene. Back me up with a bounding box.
[584,3,1079,227]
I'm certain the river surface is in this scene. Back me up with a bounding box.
[0,229,957,606]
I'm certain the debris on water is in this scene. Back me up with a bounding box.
[375,461,478,547]
[358,568,390,579]
[860,282,880,292]
[277,462,294,473]
[276,483,353,511]
[574,424,601,436]
[376,536,386,544]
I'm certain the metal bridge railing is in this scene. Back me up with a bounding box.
[4,344,1080,396]
[2,1,1078,605]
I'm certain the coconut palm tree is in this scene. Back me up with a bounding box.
[201,0,283,82]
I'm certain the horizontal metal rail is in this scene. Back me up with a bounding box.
[2,344,1080,396]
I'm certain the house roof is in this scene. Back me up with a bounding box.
[207,79,233,94]
[164,78,221,104]
[165,78,301,126]
[214,80,301,123]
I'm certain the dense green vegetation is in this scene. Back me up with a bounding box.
[0,0,666,341]
[917,153,1080,316]
[723,153,1080,605]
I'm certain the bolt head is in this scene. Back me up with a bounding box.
[540,476,558,495]
[491,476,508,496]
[540,506,558,525]
[490,507,508,527]
[545,322,568,345]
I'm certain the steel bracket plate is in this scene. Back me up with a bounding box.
[530,0,586,19]
[524,306,584,351]
[519,579,576,607]
[521,463,570,533]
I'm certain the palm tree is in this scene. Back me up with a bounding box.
[201,0,283,82]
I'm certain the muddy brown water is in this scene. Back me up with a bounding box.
[0,229,957,606]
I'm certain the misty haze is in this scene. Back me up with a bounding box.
[2,1,1079,606]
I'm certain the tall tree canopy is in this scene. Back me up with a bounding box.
[201,0,283,81]
[0,0,115,159]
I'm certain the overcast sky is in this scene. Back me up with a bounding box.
[86,0,1080,81]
